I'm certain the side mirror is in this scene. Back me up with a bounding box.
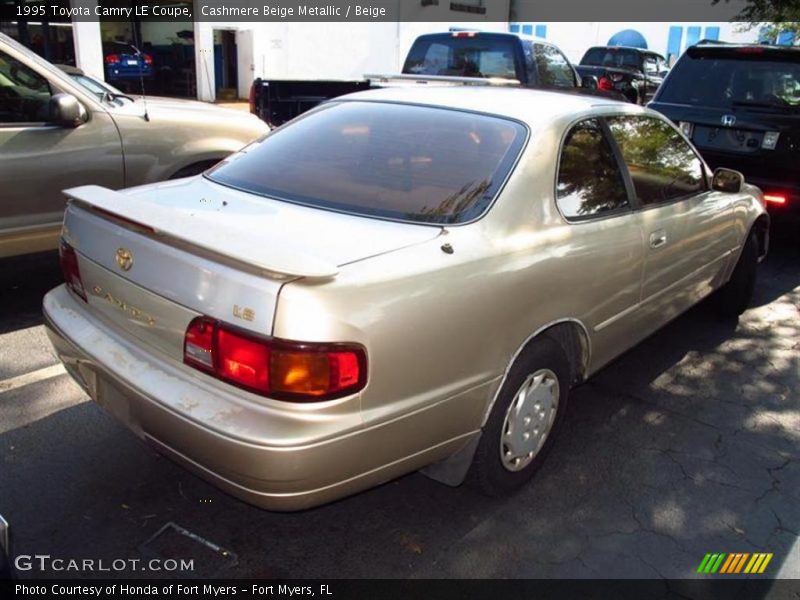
[49,93,87,127]
[712,168,744,193]
[580,75,598,90]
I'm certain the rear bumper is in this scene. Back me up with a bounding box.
[43,285,473,511]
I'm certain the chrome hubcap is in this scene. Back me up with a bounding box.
[500,368,559,472]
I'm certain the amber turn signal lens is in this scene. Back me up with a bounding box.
[183,317,367,402]
[271,351,331,396]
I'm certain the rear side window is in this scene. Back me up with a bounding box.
[658,53,800,108]
[208,101,527,225]
[606,115,706,206]
[403,36,518,79]
[533,44,577,87]
[556,118,629,219]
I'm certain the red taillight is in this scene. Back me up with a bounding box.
[217,326,271,393]
[764,194,787,205]
[452,31,477,38]
[105,54,120,65]
[58,239,87,302]
[598,76,614,91]
[183,317,367,402]
[736,47,765,54]
[248,82,256,114]
[143,54,153,65]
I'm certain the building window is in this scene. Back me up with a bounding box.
[509,23,547,39]
[450,1,486,15]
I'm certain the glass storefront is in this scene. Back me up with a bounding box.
[0,19,76,66]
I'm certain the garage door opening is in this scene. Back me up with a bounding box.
[214,30,238,101]
[99,1,196,98]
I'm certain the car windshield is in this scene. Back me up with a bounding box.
[581,48,640,69]
[403,36,519,79]
[69,73,126,101]
[207,101,527,225]
[658,52,800,109]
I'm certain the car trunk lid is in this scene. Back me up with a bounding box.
[61,177,442,358]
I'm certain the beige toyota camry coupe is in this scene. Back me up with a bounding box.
[44,86,769,510]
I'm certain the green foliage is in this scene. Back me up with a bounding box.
[713,0,800,40]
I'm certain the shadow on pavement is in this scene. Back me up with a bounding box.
[0,251,61,335]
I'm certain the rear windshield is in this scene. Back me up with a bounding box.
[659,52,800,109]
[581,48,640,69]
[207,101,527,225]
[403,36,519,79]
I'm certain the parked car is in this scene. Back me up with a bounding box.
[103,41,153,82]
[250,31,615,127]
[44,86,768,511]
[649,42,799,219]
[0,32,270,258]
[577,45,669,104]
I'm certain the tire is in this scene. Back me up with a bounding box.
[470,337,571,497]
[712,231,758,318]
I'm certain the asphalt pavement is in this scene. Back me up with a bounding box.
[1,236,798,581]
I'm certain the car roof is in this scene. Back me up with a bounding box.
[415,30,550,45]
[688,41,800,58]
[585,46,664,58]
[336,85,630,126]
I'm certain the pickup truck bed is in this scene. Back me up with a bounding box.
[249,31,615,127]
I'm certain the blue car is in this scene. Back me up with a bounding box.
[103,41,153,81]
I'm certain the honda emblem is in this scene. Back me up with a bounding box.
[721,114,736,127]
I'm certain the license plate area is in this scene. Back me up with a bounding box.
[695,126,763,153]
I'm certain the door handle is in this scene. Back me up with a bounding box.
[649,230,667,249]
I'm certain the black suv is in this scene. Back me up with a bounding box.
[649,42,800,219]
[577,46,669,104]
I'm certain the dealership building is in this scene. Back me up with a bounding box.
[0,0,783,103]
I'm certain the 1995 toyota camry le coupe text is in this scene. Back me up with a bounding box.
[44,86,769,510]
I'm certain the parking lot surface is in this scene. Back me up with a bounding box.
[1,239,798,580]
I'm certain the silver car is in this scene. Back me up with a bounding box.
[0,33,269,258]
[44,86,768,510]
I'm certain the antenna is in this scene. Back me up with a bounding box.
[131,23,150,122]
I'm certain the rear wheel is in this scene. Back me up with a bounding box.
[470,337,570,497]
[712,231,758,318]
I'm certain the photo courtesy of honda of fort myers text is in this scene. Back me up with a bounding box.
[1,0,799,597]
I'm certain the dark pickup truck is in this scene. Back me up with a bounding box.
[250,31,606,127]
[576,46,669,105]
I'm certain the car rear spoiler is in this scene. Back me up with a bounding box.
[63,185,339,279]
[365,73,522,87]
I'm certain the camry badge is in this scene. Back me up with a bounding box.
[115,247,134,271]
[721,114,736,127]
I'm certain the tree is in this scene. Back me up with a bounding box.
[713,0,800,41]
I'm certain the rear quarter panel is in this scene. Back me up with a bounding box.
[271,115,645,445]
